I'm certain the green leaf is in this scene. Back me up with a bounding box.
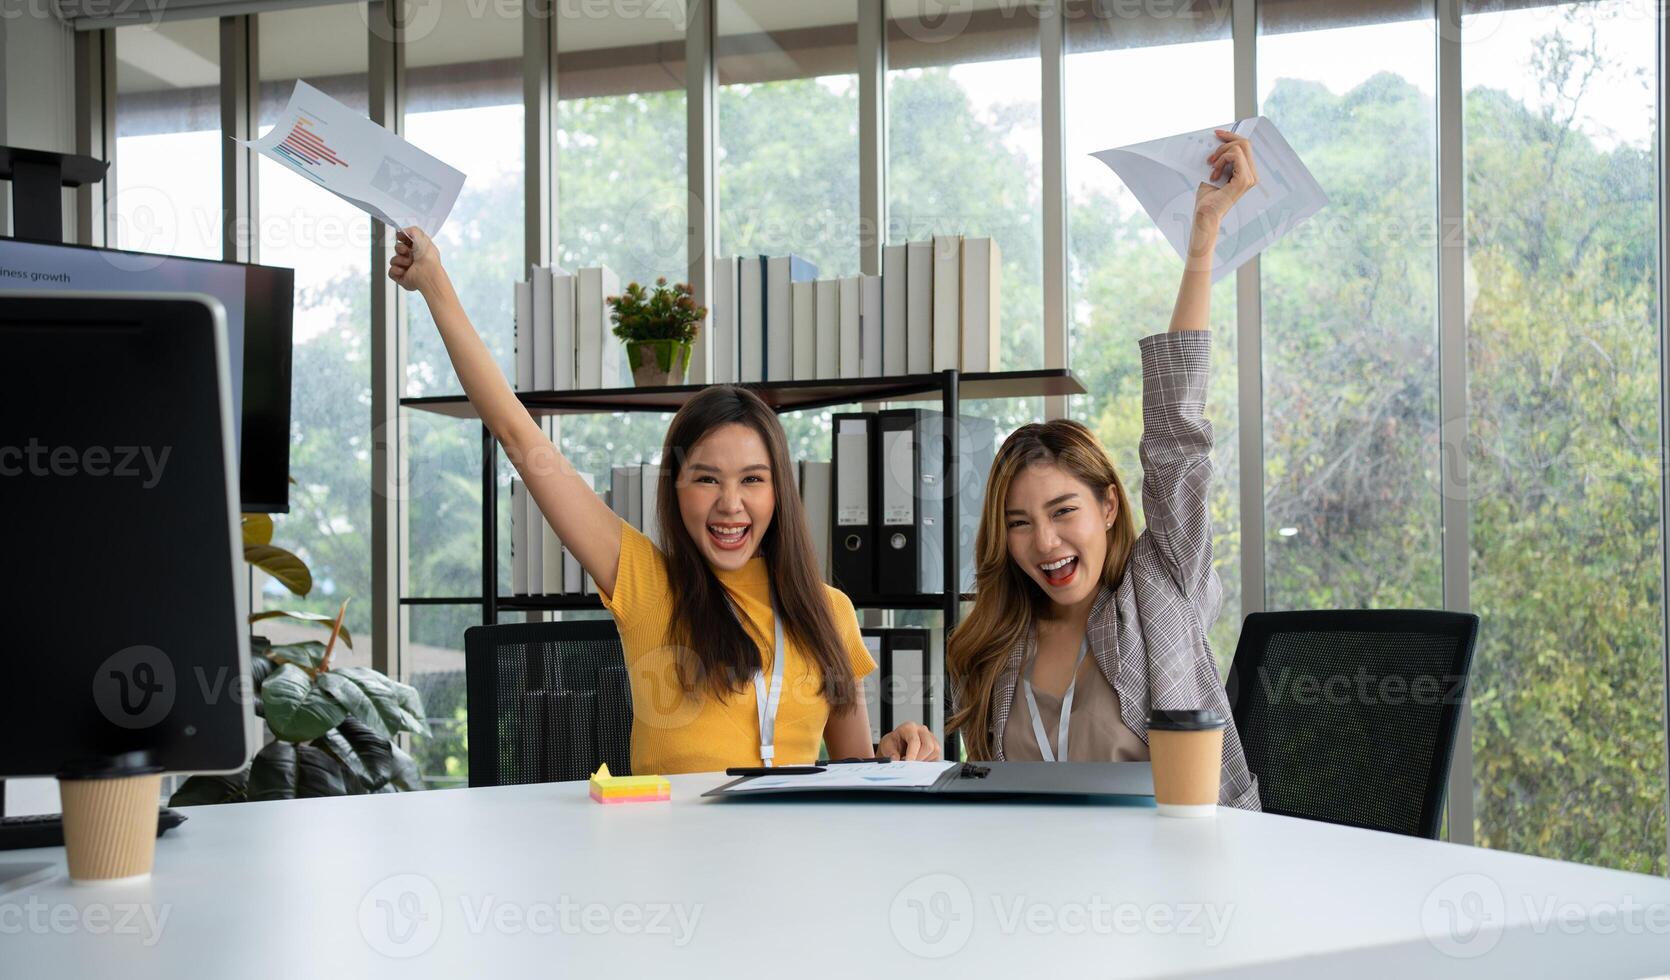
[261,663,347,742]
[267,641,327,671]
[318,716,397,792]
[336,666,432,738]
[389,743,426,792]
[247,740,349,800]
[317,671,392,740]
[168,770,249,806]
[249,610,353,649]
[241,513,273,546]
[249,649,276,690]
[245,543,311,596]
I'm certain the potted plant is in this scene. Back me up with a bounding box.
[168,514,429,804]
[608,277,706,387]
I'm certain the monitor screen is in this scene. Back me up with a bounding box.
[0,237,295,512]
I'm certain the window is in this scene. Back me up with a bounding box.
[718,0,860,276]
[1257,0,1442,615]
[1463,0,1666,875]
[254,3,373,670]
[114,18,221,260]
[1065,0,1240,663]
[889,0,1043,372]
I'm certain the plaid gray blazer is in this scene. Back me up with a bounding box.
[984,331,1261,811]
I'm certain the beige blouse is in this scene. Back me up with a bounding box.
[1001,636,1151,763]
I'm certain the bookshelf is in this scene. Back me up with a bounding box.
[399,367,1086,758]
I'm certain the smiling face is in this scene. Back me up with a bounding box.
[1003,461,1117,613]
[675,422,778,572]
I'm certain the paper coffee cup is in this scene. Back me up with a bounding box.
[1147,709,1226,818]
[57,751,164,883]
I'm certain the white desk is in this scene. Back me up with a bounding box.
[4,773,1668,978]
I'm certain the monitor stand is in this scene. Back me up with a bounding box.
[0,146,110,244]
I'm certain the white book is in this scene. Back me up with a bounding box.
[882,244,908,375]
[576,266,621,388]
[862,633,882,744]
[532,264,553,391]
[767,256,795,381]
[800,460,833,581]
[959,237,1001,372]
[815,278,840,380]
[566,472,592,594]
[611,464,643,535]
[510,479,528,595]
[838,276,862,379]
[712,256,739,384]
[906,240,934,374]
[859,274,883,378]
[542,514,564,596]
[931,234,961,371]
[550,266,575,390]
[739,257,765,383]
[526,479,543,595]
[792,280,816,381]
[641,465,663,551]
[514,279,533,391]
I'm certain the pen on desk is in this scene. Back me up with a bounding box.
[725,766,825,776]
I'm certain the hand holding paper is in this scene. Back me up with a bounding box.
[1091,116,1327,282]
[242,80,465,237]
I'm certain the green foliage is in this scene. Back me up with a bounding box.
[608,278,706,344]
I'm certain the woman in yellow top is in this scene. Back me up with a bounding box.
[386,237,939,775]
[947,128,1261,809]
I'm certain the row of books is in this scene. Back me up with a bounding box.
[511,410,995,599]
[512,264,623,392]
[709,236,1003,385]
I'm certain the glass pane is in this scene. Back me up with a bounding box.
[407,603,477,789]
[718,0,859,277]
[1464,0,1666,874]
[888,0,1043,373]
[114,18,222,259]
[1065,0,1241,665]
[402,5,525,606]
[556,5,687,289]
[255,5,374,645]
[1257,2,1441,614]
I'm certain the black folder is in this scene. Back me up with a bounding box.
[831,412,876,595]
[703,761,1156,804]
[877,408,944,595]
[879,628,932,736]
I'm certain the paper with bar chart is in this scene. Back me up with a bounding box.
[1090,116,1327,283]
[242,80,465,237]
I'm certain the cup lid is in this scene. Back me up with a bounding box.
[57,750,164,780]
[1147,709,1227,731]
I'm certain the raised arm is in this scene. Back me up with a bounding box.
[1140,130,1258,614]
[389,228,625,595]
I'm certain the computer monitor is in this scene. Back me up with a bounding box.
[0,237,295,513]
[0,291,259,780]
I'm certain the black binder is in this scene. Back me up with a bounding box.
[879,628,932,735]
[831,412,876,595]
[703,761,1157,804]
[877,408,944,595]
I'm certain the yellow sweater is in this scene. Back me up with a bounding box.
[601,524,876,774]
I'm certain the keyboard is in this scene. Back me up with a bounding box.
[0,809,187,851]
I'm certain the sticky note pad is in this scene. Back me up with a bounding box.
[589,763,670,804]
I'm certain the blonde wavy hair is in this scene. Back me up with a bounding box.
[947,419,1136,759]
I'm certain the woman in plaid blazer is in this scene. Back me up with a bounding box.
[947,128,1261,810]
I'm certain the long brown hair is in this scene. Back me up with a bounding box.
[656,386,855,707]
[946,419,1136,759]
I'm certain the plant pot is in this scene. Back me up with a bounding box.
[625,339,692,387]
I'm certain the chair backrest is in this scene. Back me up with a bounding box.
[1225,609,1479,839]
[464,619,633,787]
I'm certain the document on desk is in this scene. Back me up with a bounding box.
[731,761,957,793]
[1090,116,1327,283]
[241,80,465,237]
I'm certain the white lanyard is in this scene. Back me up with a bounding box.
[1023,635,1090,763]
[749,602,787,768]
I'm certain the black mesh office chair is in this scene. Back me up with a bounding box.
[464,619,633,787]
[1225,610,1479,839]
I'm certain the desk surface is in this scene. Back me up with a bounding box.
[4,773,1668,979]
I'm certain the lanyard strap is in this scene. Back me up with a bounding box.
[1023,635,1091,763]
[746,599,787,768]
